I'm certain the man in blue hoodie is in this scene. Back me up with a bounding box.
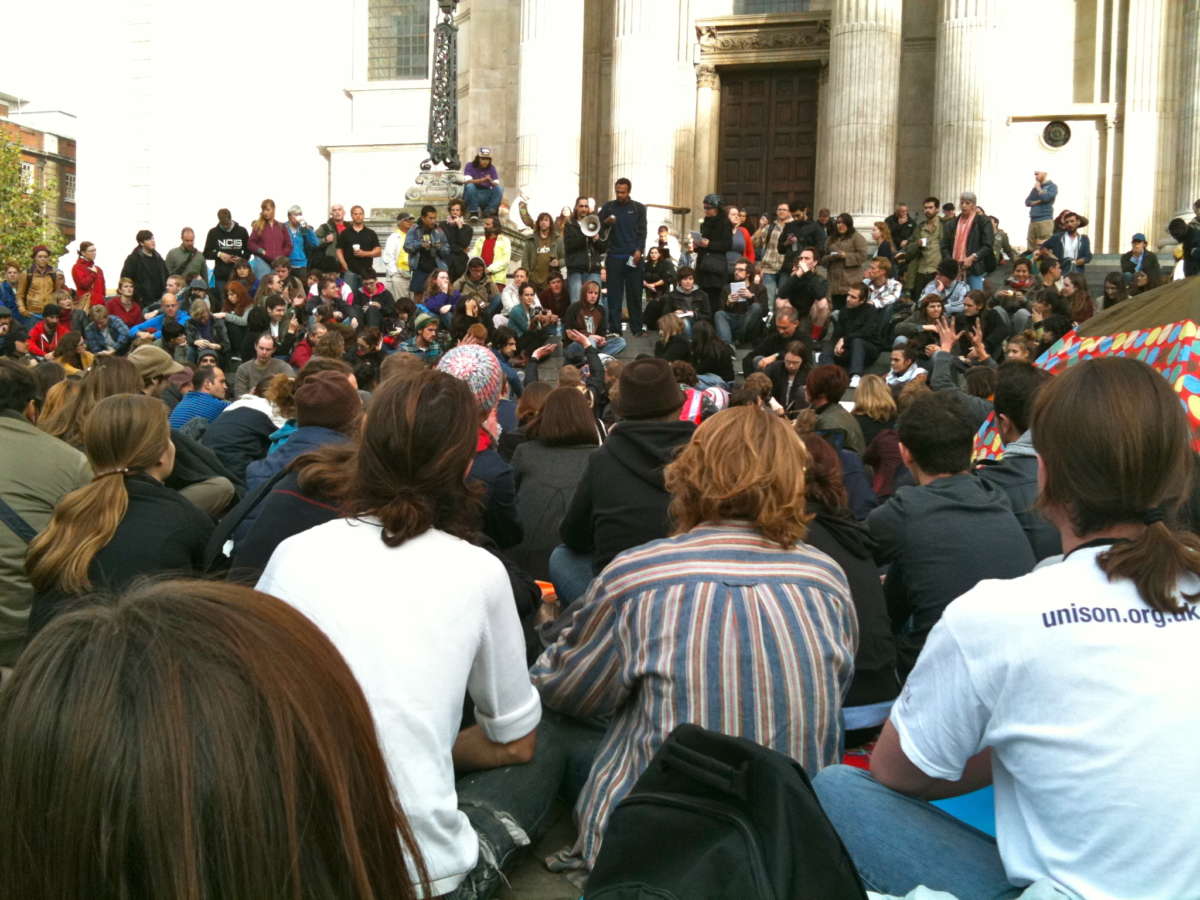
[598,177,647,336]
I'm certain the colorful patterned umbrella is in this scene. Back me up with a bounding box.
[974,277,1200,461]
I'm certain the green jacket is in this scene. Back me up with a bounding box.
[0,410,91,665]
[164,245,209,281]
[901,216,944,276]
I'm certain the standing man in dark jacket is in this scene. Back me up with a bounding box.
[120,229,169,307]
[695,193,733,316]
[442,198,474,282]
[939,192,995,291]
[203,209,251,307]
[778,204,829,274]
[975,361,1060,561]
[867,390,1035,677]
[598,178,648,336]
[563,196,606,303]
[552,358,694,603]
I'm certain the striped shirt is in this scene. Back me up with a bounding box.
[531,521,858,871]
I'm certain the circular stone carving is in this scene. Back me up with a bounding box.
[1042,120,1071,149]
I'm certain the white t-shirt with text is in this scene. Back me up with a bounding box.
[891,545,1200,900]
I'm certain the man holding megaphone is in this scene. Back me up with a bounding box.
[563,196,607,304]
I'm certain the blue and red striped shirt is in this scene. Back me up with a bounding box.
[531,520,858,871]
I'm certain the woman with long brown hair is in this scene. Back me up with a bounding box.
[48,331,92,375]
[814,355,1200,899]
[510,386,602,580]
[0,579,428,899]
[256,369,552,898]
[27,393,213,634]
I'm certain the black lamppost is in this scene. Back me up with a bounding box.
[422,0,460,171]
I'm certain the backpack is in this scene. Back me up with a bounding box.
[586,724,867,900]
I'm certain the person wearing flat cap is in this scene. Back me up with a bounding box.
[1120,232,1162,286]
[128,343,185,397]
[552,357,695,605]
[1038,209,1092,276]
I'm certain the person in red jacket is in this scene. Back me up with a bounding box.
[729,206,756,266]
[28,303,71,357]
[105,277,144,328]
[72,242,106,307]
[248,199,293,264]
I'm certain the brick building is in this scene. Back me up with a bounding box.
[0,92,77,244]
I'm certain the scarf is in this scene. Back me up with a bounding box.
[952,212,975,263]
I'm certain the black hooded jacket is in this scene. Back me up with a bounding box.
[559,419,695,572]
[803,502,899,708]
[203,222,251,281]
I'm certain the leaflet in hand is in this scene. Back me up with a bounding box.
[728,281,746,295]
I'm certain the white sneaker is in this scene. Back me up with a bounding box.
[849,375,861,389]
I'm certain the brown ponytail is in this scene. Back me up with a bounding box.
[1099,519,1200,614]
[1033,357,1200,614]
[26,394,171,593]
[346,369,482,548]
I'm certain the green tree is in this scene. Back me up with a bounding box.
[0,135,66,268]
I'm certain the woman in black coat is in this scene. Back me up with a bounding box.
[798,433,899,745]
[690,319,735,385]
[694,194,734,315]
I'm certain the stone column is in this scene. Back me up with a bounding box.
[930,0,1002,209]
[1118,0,1169,243]
[1174,1,1200,220]
[693,64,721,215]
[516,0,585,210]
[609,0,686,209]
[823,0,903,231]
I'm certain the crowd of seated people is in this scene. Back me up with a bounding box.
[1,162,1198,899]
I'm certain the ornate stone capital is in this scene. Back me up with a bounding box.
[695,63,718,89]
[694,13,831,66]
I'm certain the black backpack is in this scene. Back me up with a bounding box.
[586,724,866,900]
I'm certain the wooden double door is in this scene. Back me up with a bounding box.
[718,67,819,220]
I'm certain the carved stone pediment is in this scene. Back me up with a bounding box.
[695,13,831,67]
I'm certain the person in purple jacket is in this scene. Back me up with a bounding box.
[462,147,502,220]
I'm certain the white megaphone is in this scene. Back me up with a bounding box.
[509,190,534,234]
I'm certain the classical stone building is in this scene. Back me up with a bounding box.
[454,0,1198,253]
